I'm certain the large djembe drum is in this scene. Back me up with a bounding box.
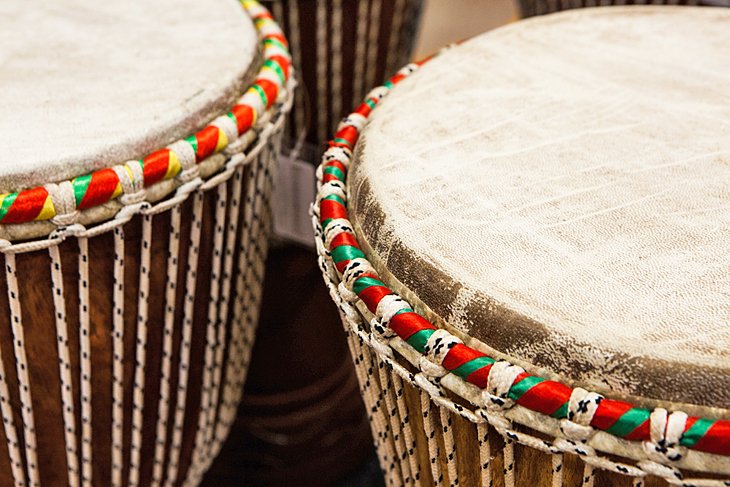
[0,1,292,486]
[315,6,730,487]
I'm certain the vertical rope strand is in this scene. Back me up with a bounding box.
[77,237,93,487]
[352,0,370,107]
[5,254,40,487]
[0,254,25,486]
[287,1,307,145]
[163,192,204,487]
[359,344,400,486]
[439,408,458,487]
[392,371,420,485]
[315,0,328,145]
[207,166,245,462]
[477,422,491,487]
[48,245,81,487]
[330,0,344,130]
[128,213,153,487]
[385,0,407,76]
[184,182,229,486]
[581,463,595,487]
[378,363,413,485]
[503,439,515,487]
[551,453,564,487]
[111,228,125,487]
[364,0,383,93]
[420,390,443,487]
[150,205,182,487]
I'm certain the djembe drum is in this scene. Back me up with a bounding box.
[0,1,292,486]
[263,0,424,148]
[315,6,730,487]
[518,0,729,18]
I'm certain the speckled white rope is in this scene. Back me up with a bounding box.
[378,359,414,485]
[148,204,181,487]
[184,181,229,487]
[420,389,444,487]
[385,0,407,77]
[48,245,81,487]
[315,0,328,144]
[364,0,382,96]
[0,308,24,487]
[391,370,420,485]
[128,212,153,487]
[111,227,125,487]
[477,422,492,487]
[286,0,307,145]
[439,408,459,487]
[330,0,344,134]
[163,190,204,487]
[337,305,393,485]
[200,183,233,469]
[4,254,40,487]
[358,335,401,486]
[76,237,93,487]
[205,164,245,466]
[352,0,370,108]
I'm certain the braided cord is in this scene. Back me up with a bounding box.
[0,0,291,227]
[314,57,730,458]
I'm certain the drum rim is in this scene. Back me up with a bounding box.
[0,0,292,234]
[313,49,730,473]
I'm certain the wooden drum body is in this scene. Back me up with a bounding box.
[315,6,730,487]
[0,1,293,486]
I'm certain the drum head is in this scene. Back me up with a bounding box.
[0,0,259,191]
[349,6,730,410]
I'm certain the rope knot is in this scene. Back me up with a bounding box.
[643,409,688,464]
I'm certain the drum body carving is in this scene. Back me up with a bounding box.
[0,1,292,486]
[315,6,730,487]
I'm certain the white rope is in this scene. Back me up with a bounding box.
[439,408,459,487]
[49,245,81,487]
[163,191,204,487]
[330,0,344,131]
[286,0,308,145]
[420,389,444,487]
[378,359,413,485]
[364,0,383,95]
[478,422,492,487]
[352,0,370,107]
[315,0,328,145]
[385,0,407,77]
[185,181,229,486]
[391,371,420,485]
[128,213,153,487]
[0,256,25,487]
[5,254,40,487]
[77,237,93,487]
[150,205,182,487]
[206,164,245,464]
[111,227,125,487]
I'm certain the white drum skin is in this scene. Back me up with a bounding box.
[350,6,730,409]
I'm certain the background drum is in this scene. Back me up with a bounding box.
[0,1,292,485]
[518,0,729,18]
[315,6,730,487]
[201,1,424,485]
